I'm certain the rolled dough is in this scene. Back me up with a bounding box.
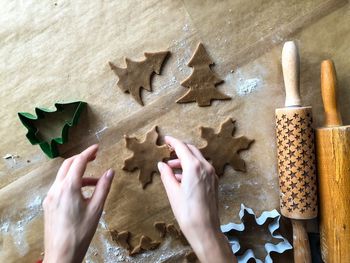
[109,51,169,106]
[176,43,231,107]
[200,118,254,175]
[123,126,171,188]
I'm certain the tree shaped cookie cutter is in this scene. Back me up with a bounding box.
[18,101,86,158]
[221,204,292,263]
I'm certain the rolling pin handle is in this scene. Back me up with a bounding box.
[282,41,301,107]
[321,60,342,127]
[292,219,312,263]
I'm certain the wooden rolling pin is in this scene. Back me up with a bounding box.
[316,60,350,263]
[275,41,318,263]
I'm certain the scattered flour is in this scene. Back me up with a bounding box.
[95,126,108,141]
[172,23,193,76]
[0,194,43,256]
[100,235,129,262]
[225,63,267,97]
[85,211,189,262]
[236,78,261,96]
[182,24,189,32]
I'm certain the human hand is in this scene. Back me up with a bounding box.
[158,136,236,263]
[43,145,115,263]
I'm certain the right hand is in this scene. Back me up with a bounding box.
[158,136,236,263]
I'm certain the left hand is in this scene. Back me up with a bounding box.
[43,144,115,263]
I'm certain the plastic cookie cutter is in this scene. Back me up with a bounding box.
[18,101,86,158]
[221,204,292,263]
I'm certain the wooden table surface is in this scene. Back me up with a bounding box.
[0,0,349,262]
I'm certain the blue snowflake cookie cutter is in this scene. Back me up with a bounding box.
[221,204,292,263]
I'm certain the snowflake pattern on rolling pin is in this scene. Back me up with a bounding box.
[275,108,317,219]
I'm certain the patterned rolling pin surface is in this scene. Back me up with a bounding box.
[275,107,317,219]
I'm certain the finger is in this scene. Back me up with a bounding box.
[66,144,99,187]
[164,136,195,167]
[186,144,208,163]
[82,177,99,187]
[89,169,115,213]
[158,162,180,203]
[56,155,76,181]
[167,159,182,169]
[174,173,182,182]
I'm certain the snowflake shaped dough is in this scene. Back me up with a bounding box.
[200,118,254,175]
[123,126,171,188]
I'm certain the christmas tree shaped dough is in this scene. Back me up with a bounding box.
[176,43,230,106]
[200,118,254,175]
[109,51,169,105]
[123,126,171,188]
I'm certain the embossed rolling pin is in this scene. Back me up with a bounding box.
[275,41,317,263]
[316,60,350,263]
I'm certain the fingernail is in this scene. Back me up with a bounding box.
[157,162,164,171]
[106,169,115,180]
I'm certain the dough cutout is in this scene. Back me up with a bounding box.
[176,43,230,106]
[154,222,188,245]
[110,230,131,251]
[154,221,167,238]
[123,126,171,188]
[130,235,160,256]
[200,118,254,176]
[109,51,169,105]
[166,224,180,239]
[185,250,198,262]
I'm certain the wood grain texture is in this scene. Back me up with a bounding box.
[320,60,342,127]
[316,126,350,263]
[291,219,312,263]
[316,59,350,263]
[276,39,316,262]
[282,41,301,107]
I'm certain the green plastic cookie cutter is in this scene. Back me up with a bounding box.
[18,101,87,158]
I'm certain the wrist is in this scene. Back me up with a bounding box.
[186,227,236,263]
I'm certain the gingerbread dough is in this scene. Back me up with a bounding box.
[185,251,198,263]
[110,230,131,251]
[200,118,254,176]
[123,126,171,188]
[154,221,189,245]
[109,51,169,105]
[130,235,160,256]
[154,221,167,238]
[176,43,230,106]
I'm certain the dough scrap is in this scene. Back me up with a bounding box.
[110,230,131,251]
[123,126,171,188]
[176,43,230,107]
[130,235,160,256]
[185,250,198,262]
[154,221,167,238]
[154,222,189,245]
[200,118,254,175]
[109,51,169,105]
[166,224,180,239]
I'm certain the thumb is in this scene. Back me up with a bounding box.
[89,169,115,213]
[158,162,180,205]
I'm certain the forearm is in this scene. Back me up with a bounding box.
[187,228,236,263]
